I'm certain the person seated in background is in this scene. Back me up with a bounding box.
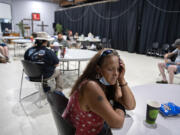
[74,32,79,39]
[30,32,38,43]
[88,32,94,39]
[51,32,69,53]
[66,30,77,48]
[157,39,180,84]
[24,32,64,92]
[3,28,10,36]
[67,30,73,41]
[0,49,7,63]
[0,37,9,61]
[63,49,136,135]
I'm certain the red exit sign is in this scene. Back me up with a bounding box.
[32,13,40,21]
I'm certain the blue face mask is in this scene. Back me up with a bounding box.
[99,77,110,86]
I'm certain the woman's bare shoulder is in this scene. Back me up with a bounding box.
[86,80,99,86]
[81,80,105,98]
[83,80,102,91]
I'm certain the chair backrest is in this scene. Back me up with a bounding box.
[47,92,76,135]
[152,42,159,49]
[47,91,68,114]
[162,44,169,51]
[102,38,111,48]
[102,38,107,43]
[82,41,90,46]
[21,60,43,78]
[52,109,76,135]
[107,39,112,48]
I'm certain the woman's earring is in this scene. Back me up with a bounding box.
[96,74,100,79]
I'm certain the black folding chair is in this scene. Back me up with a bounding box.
[19,60,45,102]
[47,92,76,135]
[47,91,68,114]
[101,38,112,48]
[81,41,90,49]
[157,44,170,57]
[146,42,159,56]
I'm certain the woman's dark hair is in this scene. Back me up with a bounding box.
[57,32,63,35]
[35,40,48,47]
[70,48,120,96]
[32,32,37,38]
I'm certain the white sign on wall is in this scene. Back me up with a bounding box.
[0,3,11,19]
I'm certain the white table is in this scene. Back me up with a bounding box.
[52,44,63,47]
[112,84,180,135]
[2,36,24,40]
[12,39,32,56]
[77,37,101,42]
[58,49,96,76]
[52,42,63,47]
[77,37,101,50]
[2,36,24,46]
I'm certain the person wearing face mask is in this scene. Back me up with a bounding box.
[63,49,136,135]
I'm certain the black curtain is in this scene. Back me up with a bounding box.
[55,0,180,54]
[138,0,180,54]
[109,0,139,52]
[55,7,86,34]
[83,3,111,38]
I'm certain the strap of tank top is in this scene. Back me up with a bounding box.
[78,79,89,91]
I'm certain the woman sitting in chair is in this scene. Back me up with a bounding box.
[63,49,136,135]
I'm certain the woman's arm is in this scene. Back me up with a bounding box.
[82,81,125,128]
[116,59,136,110]
[164,52,175,63]
[117,79,136,110]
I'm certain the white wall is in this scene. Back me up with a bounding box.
[0,3,11,19]
[0,0,60,35]
[0,1,11,34]
[0,0,11,4]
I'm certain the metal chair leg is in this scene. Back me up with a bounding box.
[78,61,80,77]
[19,69,24,102]
[19,70,40,102]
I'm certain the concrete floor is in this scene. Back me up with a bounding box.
[0,47,179,135]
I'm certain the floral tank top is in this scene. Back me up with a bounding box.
[62,82,104,135]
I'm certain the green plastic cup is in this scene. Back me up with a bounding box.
[146,101,161,125]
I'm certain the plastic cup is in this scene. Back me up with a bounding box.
[146,101,161,126]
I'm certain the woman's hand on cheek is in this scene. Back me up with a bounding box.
[115,83,122,101]
[118,59,126,82]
